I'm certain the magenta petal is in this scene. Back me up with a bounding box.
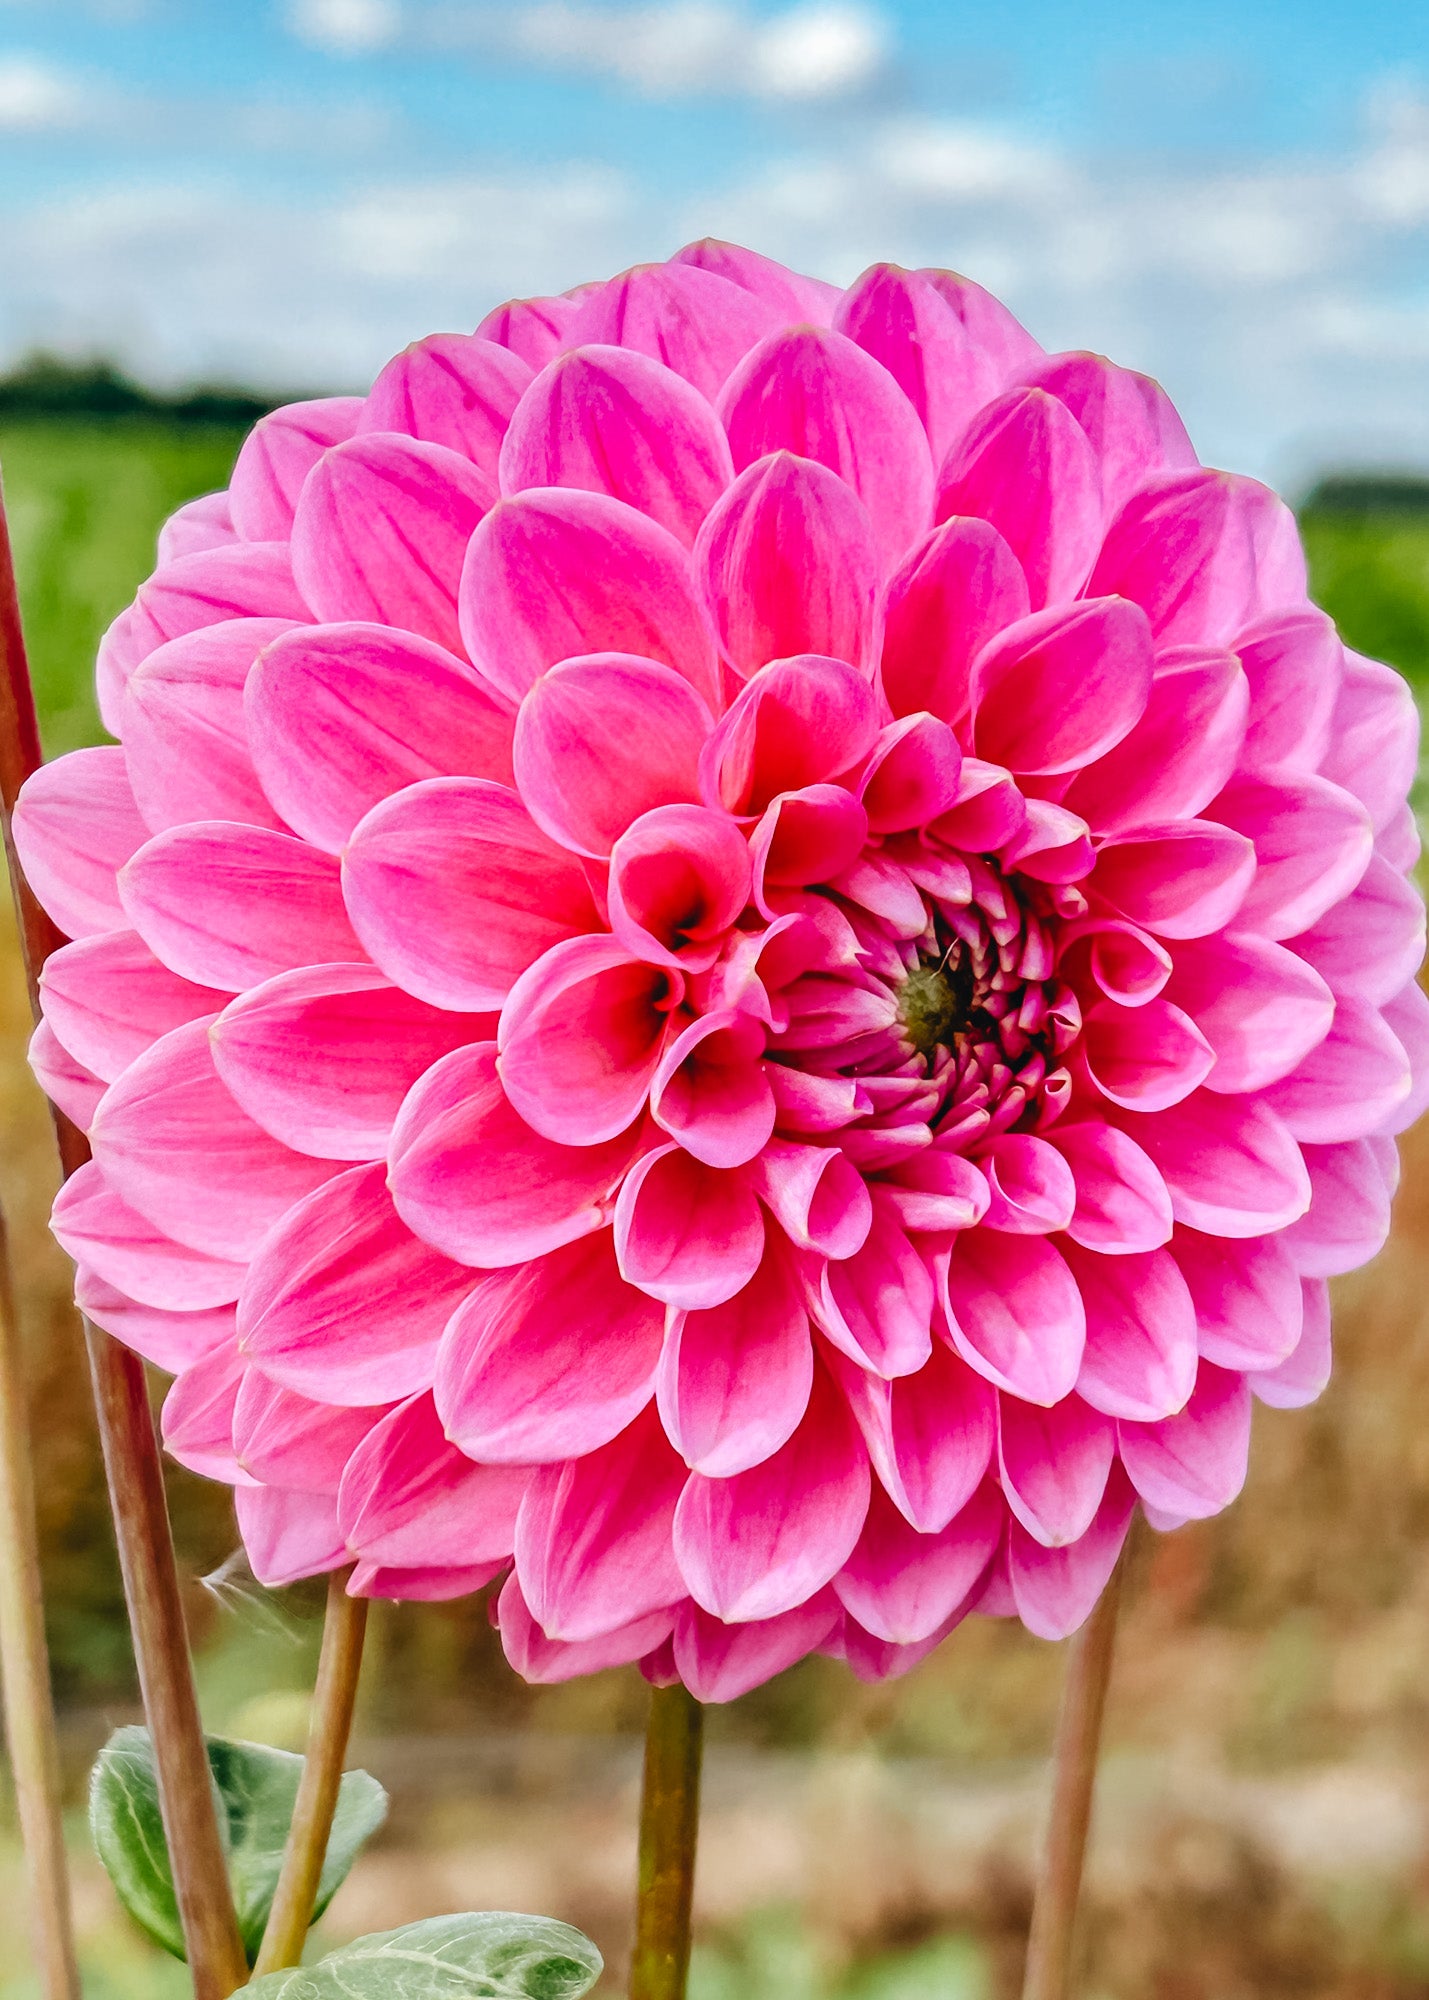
[970,597,1153,777]
[75,1268,233,1373]
[1080,997,1215,1113]
[12,747,147,940]
[90,1019,340,1260]
[52,1161,244,1311]
[703,653,879,816]
[753,1138,872,1259]
[610,806,753,974]
[695,452,880,679]
[1290,854,1425,1009]
[568,261,786,399]
[228,396,364,540]
[1213,771,1373,942]
[978,1133,1077,1234]
[290,432,495,654]
[936,386,1103,608]
[834,1339,996,1533]
[672,238,839,323]
[1065,1241,1198,1422]
[1091,821,1256,940]
[1009,1464,1135,1641]
[1050,1122,1172,1255]
[919,267,1043,376]
[338,1393,527,1567]
[29,1019,105,1127]
[514,1404,685,1641]
[236,1487,347,1588]
[657,1246,813,1475]
[834,1480,1001,1645]
[1235,609,1342,774]
[237,1162,474,1403]
[650,1011,774,1168]
[122,618,299,834]
[880,516,1030,730]
[1020,351,1197,514]
[672,1594,839,1703]
[344,777,596,1010]
[435,1233,661,1463]
[388,1043,636,1268]
[1119,1364,1251,1520]
[859,714,963,834]
[673,1363,871,1622]
[233,1372,387,1491]
[1116,1090,1310,1238]
[998,1393,1115,1547]
[941,1229,1085,1405]
[614,1144,765,1310]
[835,263,1002,467]
[119,821,363,992]
[500,345,733,547]
[211,963,492,1161]
[360,333,533,473]
[1063,649,1248,835]
[513,653,711,859]
[1165,932,1335,1094]
[1280,1139,1392,1277]
[459,487,718,707]
[719,325,934,569]
[247,622,516,854]
[818,1194,934,1378]
[476,292,583,367]
[1248,1279,1332,1408]
[496,1572,675,1683]
[1172,1228,1303,1371]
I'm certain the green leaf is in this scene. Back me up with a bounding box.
[90,1725,388,1964]
[240,1912,604,1998]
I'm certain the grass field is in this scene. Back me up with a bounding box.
[4,419,1429,1999]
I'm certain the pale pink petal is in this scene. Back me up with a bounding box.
[834,263,1003,466]
[1062,650,1248,834]
[567,261,786,398]
[237,1163,474,1403]
[12,747,147,939]
[1114,1090,1310,1238]
[673,1594,839,1702]
[338,1394,527,1567]
[657,1246,813,1475]
[940,1228,1085,1405]
[978,1134,1077,1234]
[1049,1122,1173,1255]
[1213,771,1372,942]
[236,1487,347,1587]
[673,1362,871,1622]
[817,1192,934,1377]
[1091,821,1256,940]
[52,1161,245,1311]
[43,922,232,1089]
[435,1233,661,1462]
[1290,854,1425,1008]
[614,1143,765,1310]
[388,1043,637,1268]
[1261,996,1412,1143]
[1381,980,1429,1132]
[233,1372,386,1491]
[360,333,533,472]
[1079,997,1215,1112]
[1166,932,1335,1093]
[228,396,364,539]
[74,1267,233,1373]
[161,1345,246,1483]
[1235,609,1342,773]
[1019,351,1197,514]
[650,1010,774,1168]
[1065,1242,1199,1422]
[833,1339,996,1533]
[880,516,1030,730]
[1086,469,1274,646]
[1279,1139,1392,1277]
[1319,649,1418,833]
[1248,1279,1332,1408]
[459,488,718,706]
[290,433,495,654]
[156,490,236,565]
[878,1148,990,1234]
[834,1480,1001,1645]
[1119,1364,1251,1520]
[343,777,596,1012]
[211,962,492,1161]
[1172,1228,1303,1371]
[1008,1464,1135,1641]
[120,822,363,991]
[998,1394,1115,1547]
[970,597,1153,776]
[496,1572,675,1682]
[246,622,516,854]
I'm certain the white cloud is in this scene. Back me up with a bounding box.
[748,4,889,101]
[287,0,401,55]
[0,53,88,130]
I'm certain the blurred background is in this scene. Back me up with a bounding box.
[3,3,1429,1995]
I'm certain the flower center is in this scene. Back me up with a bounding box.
[896,946,976,1058]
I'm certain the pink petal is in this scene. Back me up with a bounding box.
[1079,996,1214,1112]
[880,516,1030,730]
[834,1339,996,1532]
[1060,917,1172,1010]
[650,1011,773,1168]
[495,1572,675,1683]
[237,1162,474,1402]
[719,325,934,568]
[343,777,596,1012]
[1290,853,1426,1009]
[1050,1122,1172,1255]
[435,1233,661,1462]
[388,1042,636,1267]
[52,1161,245,1311]
[156,490,236,565]
[1248,1278,1332,1408]
[999,1394,1115,1547]
[476,292,583,367]
[514,1405,685,1641]
[1008,1464,1135,1641]
[350,1559,504,1602]
[834,263,1004,466]
[657,1244,813,1475]
[459,487,718,706]
[1065,1241,1199,1422]
[1213,771,1373,942]
[978,1134,1077,1234]
[211,962,492,1161]
[1086,469,1272,646]
[940,1228,1085,1405]
[818,1193,934,1377]
[247,622,516,854]
[935,386,1103,609]
[695,452,880,679]
[859,714,963,835]
[672,238,840,322]
[614,1143,765,1310]
[918,267,1043,377]
[119,822,363,991]
[122,618,299,833]
[29,1019,104,1126]
[834,1480,1001,1646]
[1319,649,1418,834]
[1119,1363,1251,1520]
[338,1393,527,1566]
[1165,931,1335,1094]
[236,1487,347,1588]
[228,396,364,539]
[702,653,878,818]
[752,1138,872,1259]
[90,1019,341,1260]
[609,805,752,973]
[673,1362,871,1622]
[500,345,733,547]
[161,1345,246,1483]
[1114,1090,1310,1237]
[970,596,1153,777]
[1235,609,1342,774]
[290,433,495,654]
[1061,650,1248,835]
[360,333,533,473]
[672,1594,839,1703]
[1381,980,1429,1132]
[74,1267,233,1373]
[1260,995,1411,1143]
[1091,821,1256,940]
[233,1372,386,1491]
[1172,1225,1303,1370]
[567,261,786,399]
[513,652,711,859]
[1279,1138,1392,1277]
[12,747,147,939]
[1020,351,1196,514]
[931,756,1027,852]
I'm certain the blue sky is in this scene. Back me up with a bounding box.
[1,0,1428,486]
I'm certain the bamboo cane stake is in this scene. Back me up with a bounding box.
[629,1681,704,2000]
[0,482,249,1998]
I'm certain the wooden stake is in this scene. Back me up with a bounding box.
[629,1682,703,2000]
[0,483,249,1999]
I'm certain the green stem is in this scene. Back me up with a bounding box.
[629,1681,703,2000]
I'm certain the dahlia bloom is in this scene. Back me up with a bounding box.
[16,242,1427,1703]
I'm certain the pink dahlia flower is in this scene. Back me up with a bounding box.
[16,242,1427,1702]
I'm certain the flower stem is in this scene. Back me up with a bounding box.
[1020,1540,1132,2000]
[629,1681,703,2000]
[253,1570,369,1975]
[0,1203,80,2000]
[1,492,249,1999]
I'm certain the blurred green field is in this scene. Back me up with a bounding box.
[5,418,1429,2000]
